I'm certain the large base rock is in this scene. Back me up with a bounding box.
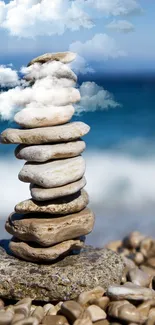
[0,241,125,302]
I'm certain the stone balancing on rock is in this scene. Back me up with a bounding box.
[1,52,95,263]
[0,52,125,301]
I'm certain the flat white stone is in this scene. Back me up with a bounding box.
[14,105,75,128]
[0,122,90,144]
[30,177,86,201]
[15,141,86,162]
[18,156,85,188]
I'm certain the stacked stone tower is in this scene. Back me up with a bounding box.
[1,52,95,262]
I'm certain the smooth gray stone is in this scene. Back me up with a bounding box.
[18,156,85,188]
[0,243,125,302]
[30,177,86,201]
[0,122,90,145]
[15,141,86,162]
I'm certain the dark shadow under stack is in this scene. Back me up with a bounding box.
[1,52,95,262]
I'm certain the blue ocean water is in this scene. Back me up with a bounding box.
[1,75,155,245]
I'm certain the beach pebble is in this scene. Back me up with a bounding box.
[42,315,69,325]
[6,208,94,247]
[128,268,152,287]
[61,301,83,323]
[88,297,109,311]
[107,283,155,301]
[12,317,39,325]
[73,310,92,325]
[14,298,32,317]
[27,52,76,66]
[14,104,75,129]
[0,122,90,145]
[146,258,155,269]
[43,304,55,316]
[0,310,14,324]
[133,252,144,265]
[123,232,145,249]
[15,190,89,215]
[86,305,106,322]
[123,257,136,271]
[108,300,141,323]
[78,287,105,306]
[12,314,25,324]
[105,241,122,252]
[140,266,155,277]
[140,237,155,258]
[137,300,155,318]
[18,156,86,189]
[55,302,63,313]
[31,306,44,322]
[15,141,86,163]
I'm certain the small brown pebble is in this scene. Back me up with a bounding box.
[140,265,155,277]
[105,240,122,252]
[12,314,25,324]
[12,317,39,325]
[94,321,109,325]
[43,304,54,316]
[42,315,69,325]
[46,305,57,316]
[128,267,152,287]
[146,258,155,269]
[73,310,92,325]
[78,287,105,306]
[140,237,154,258]
[123,232,145,249]
[0,310,14,325]
[86,305,106,322]
[61,301,83,323]
[108,300,141,323]
[31,306,44,322]
[88,297,110,311]
[133,252,144,265]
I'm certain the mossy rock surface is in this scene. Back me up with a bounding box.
[0,241,125,302]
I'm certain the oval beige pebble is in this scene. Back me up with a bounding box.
[15,141,86,162]
[73,310,92,325]
[86,305,106,322]
[42,315,69,325]
[14,105,75,129]
[14,298,32,317]
[106,283,155,301]
[12,317,39,325]
[78,287,105,306]
[27,52,76,66]
[30,177,86,201]
[9,239,84,262]
[18,156,85,188]
[6,208,95,247]
[0,310,14,324]
[88,297,110,311]
[31,306,44,322]
[61,301,83,323]
[108,300,141,323]
[0,122,90,145]
[128,267,152,287]
[43,304,55,316]
[15,190,89,215]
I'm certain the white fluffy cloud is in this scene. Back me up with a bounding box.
[0,0,142,37]
[70,33,126,61]
[0,0,93,37]
[70,55,94,75]
[79,0,142,16]
[75,81,120,114]
[0,65,20,87]
[106,20,135,33]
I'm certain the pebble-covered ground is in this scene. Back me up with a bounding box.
[1,231,155,325]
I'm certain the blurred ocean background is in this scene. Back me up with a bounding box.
[1,73,155,246]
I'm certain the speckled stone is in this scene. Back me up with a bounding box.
[0,243,125,302]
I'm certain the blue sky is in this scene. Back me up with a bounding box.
[0,0,154,73]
